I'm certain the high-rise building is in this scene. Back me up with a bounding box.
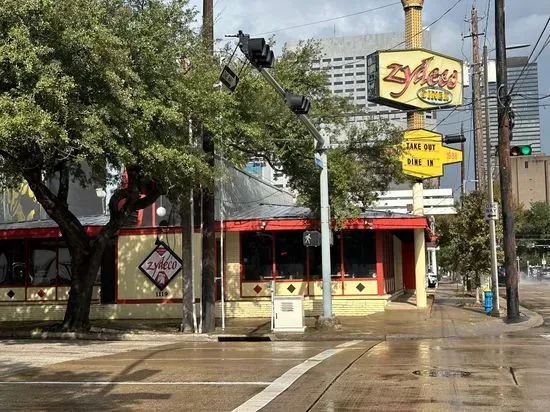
[486,57,542,157]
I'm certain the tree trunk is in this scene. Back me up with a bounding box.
[180,193,195,332]
[62,249,104,331]
[201,131,216,333]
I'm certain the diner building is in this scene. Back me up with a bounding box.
[0,161,431,322]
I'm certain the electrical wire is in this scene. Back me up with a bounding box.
[509,16,550,96]
[389,0,466,50]
[252,1,401,36]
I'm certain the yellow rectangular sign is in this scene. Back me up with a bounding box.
[401,129,463,179]
[367,49,463,111]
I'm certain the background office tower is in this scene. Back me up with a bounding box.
[485,57,542,158]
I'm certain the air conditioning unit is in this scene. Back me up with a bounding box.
[272,295,306,332]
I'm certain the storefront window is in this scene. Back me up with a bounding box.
[343,230,376,278]
[0,240,26,286]
[275,232,305,280]
[309,234,342,279]
[57,246,72,286]
[242,232,273,281]
[29,240,57,286]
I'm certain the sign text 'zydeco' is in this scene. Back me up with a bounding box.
[139,240,183,291]
[367,49,463,111]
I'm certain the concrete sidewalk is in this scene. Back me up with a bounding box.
[0,281,542,341]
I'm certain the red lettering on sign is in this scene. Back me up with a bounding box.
[383,57,459,98]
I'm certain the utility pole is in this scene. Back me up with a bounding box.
[495,0,520,320]
[484,44,500,317]
[201,0,216,332]
[460,122,465,198]
[470,7,486,191]
[402,0,426,309]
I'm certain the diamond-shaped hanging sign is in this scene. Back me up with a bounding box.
[139,240,183,291]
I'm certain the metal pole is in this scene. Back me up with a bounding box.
[402,0,427,308]
[495,0,520,320]
[259,68,333,320]
[220,160,226,330]
[319,149,332,318]
[484,44,501,317]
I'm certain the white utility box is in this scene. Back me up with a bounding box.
[272,295,306,332]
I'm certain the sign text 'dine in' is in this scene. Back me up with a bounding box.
[400,129,463,179]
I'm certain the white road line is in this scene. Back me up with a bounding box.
[232,340,363,412]
[336,340,363,348]
[0,381,271,386]
[85,358,306,362]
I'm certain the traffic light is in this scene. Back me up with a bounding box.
[510,145,532,156]
[443,134,466,144]
[239,35,274,69]
[285,92,311,115]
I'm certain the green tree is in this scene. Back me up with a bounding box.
[437,191,503,290]
[0,0,214,330]
[516,201,550,267]
[218,40,405,221]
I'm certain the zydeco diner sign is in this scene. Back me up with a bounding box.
[367,49,463,110]
[139,240,183,291]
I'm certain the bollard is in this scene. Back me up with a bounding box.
[484,289,493,314]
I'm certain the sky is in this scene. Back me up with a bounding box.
[189,0,550,194]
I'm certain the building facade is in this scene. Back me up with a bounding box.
[0,162,432,323]
[510,155,550,207]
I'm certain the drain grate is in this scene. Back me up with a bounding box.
[413,369,471,378]
[218,336,271,342]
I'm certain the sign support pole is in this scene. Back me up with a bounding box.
[402,0,427,308]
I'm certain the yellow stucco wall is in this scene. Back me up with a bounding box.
[0,230,397,321]
[117,233,184,301]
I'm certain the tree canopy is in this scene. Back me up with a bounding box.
[0,0,406,329]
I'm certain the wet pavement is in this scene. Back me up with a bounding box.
[0,281,549,411]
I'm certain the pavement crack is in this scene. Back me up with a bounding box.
[509,366,519,385]
[305,341,383,412]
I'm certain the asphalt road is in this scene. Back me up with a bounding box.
[1,283,550,411]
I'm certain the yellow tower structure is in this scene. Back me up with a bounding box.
[402,0,427,308]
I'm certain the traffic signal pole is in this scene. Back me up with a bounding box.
[258,69,334,321]
[495,0,520,320]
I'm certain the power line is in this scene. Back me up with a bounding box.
[509,16,550,96]
[389,0,466,50]
[252,1,401,36]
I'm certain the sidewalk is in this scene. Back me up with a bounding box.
[0,281,543,341]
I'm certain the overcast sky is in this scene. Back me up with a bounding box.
[189,0,550,192]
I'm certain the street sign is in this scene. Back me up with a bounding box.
[314,153,323,169]
[400,129,463,179]
[219,65,239,92]
[484,202,499,221]
[303,230,321,247]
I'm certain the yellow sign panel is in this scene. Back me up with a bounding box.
[367,49,463,110]
[400,129,463,179]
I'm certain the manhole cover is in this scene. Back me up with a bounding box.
[413,369,471,378]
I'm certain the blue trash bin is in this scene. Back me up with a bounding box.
[484,290,493,313]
